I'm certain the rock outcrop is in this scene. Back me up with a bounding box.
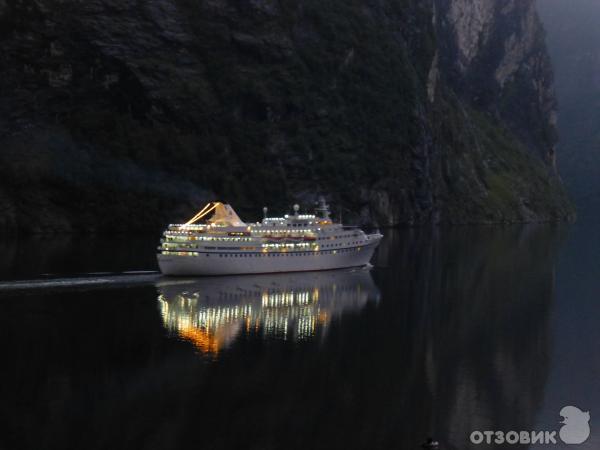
[538,0,600,209]
[0,0,574,233]
[437,0,559,163]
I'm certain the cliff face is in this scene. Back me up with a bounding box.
[538,0,600,211]
[0,0,573,233]
[437,0,558,163]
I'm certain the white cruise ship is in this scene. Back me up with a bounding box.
[157,199,383,276]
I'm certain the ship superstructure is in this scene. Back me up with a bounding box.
[157,199,382,276]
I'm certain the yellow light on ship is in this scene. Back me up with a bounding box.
[185,202,219,225]
[312,288,319,301]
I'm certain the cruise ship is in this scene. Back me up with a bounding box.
[157,199,383,276]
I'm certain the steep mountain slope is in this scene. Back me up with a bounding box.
[537,0,600,211]
[0,0,573,233]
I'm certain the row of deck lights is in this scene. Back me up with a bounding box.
[262,242,313,248]
[163,235,319,244]
[162,241,314,249]
[165,229,322,237]
[161,246,323,257]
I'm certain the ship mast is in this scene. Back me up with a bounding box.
[315,197,331,221]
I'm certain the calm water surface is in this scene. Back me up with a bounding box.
[0,222,598,450]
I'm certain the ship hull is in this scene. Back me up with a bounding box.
[157,238,381,276]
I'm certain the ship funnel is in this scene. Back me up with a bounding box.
[208,203,246,227]
[185,202,246,227]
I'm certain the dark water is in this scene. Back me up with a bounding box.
[0,223,598,450]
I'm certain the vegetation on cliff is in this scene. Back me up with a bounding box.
[0,0,574,233]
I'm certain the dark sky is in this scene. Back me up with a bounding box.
[537,0,600,213]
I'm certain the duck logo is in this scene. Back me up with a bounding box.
[470,405,591,445]
[559,406,591,445]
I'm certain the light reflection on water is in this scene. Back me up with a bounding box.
[156,268,379,355]
[4,223,598,450]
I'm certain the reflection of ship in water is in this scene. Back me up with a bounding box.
[156,268,380,354]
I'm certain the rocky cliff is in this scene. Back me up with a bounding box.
[538,0,600,211]
[0,0,574,233]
